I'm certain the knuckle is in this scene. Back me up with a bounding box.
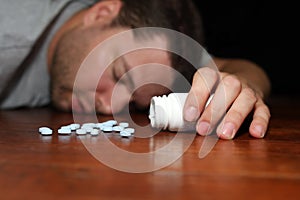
[242,88,257,104]
[195,67,218,83]
[223,75,241,89]
[254,104,271,123]
[202,67,218,80]
[228,109,245,123]
[258,104,271,119]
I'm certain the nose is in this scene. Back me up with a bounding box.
[95,79,114,114]
[95,95,113,115]
[96,82,133,115]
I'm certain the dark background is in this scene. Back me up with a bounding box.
[193,1,295,96]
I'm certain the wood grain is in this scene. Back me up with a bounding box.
[0,95,299,200]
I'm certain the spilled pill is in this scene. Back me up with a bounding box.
[103,120,117,126]
[39,120,134,138]
[112,126,125,132]
[39,127,53,135]
[58,128,71,135]
[124,128,135,134]
[90,129,100,136]
[76,129,87,135]
[69,123,80,130]
[82,126,93,133]
[103,126,113,132]
[119,122,129,128]
[120,130,132,137]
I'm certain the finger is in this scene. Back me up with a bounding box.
[216,88,257,139]
[249,99,271,138]
[183,67,219,122]
[196,75,241,136]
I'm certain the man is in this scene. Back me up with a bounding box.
[0,0,270,140]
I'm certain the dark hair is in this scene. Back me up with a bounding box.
[110,0,205,83]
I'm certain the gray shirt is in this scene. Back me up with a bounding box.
[0,0,95,109]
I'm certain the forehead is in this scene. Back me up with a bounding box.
[95,27,170,48]
[123,48,171,68]
[120,49,175,93]
[90,28,172,70]
[119,30,171,66]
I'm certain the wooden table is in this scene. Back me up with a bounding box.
[0,95,299,200]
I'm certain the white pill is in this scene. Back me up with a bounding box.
[96,123,104,129]
[61,125,71,130]
[39,127,53,135]
[120,130,132,137]
[98,126,105,131]
[82,123,96,127]
[76,129,87,135]
[103,126,113,132]
[90,129,99,136]
[58,128,71,135]
[112,126,125,132]
[59,126,72,133]
[69,123,80,130]
[103,120,117,126]
[119,122,129,128]
[39,126,51,133]
[81,125,94,130]
[99,125,108,131]
[124,128,135,134]
[82,126,93,133]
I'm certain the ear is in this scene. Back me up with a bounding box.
[83,0,122,26]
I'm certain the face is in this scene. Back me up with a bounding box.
[50,24,175,114]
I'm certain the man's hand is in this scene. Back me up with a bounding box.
[183,59,271,140]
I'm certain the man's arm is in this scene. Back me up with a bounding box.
[213,57,271,99]
[183,57,271,139]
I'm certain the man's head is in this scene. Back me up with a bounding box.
[49,0,203,114]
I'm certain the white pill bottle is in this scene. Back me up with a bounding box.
[149,93,213,132]
[149,93,194,132]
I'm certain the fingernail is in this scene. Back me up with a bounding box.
[184,106,199,122]
[255,125,265,138]
[197,121,210,136]
[221,122,235,139]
